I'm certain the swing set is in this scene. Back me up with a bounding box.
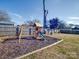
[18,22,46,43]
[33,23,46,40]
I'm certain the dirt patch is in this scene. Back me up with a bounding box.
[0,36,60,59]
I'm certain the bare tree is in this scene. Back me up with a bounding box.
[33,19,40,23]
[25,19,40,26]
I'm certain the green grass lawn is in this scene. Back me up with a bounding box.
[21,33,79,59]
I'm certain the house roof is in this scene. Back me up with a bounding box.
[0,21,14,25]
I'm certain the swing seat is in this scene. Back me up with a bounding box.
[36,37,41,39]
[37,32,46,40]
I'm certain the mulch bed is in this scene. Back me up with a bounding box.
[0,36,60,59]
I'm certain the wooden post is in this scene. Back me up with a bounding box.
[19,25,23,44]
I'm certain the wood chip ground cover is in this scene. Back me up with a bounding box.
[0,36,60,59]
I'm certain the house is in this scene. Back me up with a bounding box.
[72,25,79,30]
[0,21,14,27]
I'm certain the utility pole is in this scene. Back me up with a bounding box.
[43,0,48,28]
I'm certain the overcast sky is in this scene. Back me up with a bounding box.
[0,0,79,25]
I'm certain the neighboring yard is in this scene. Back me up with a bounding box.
[22,33,79,59]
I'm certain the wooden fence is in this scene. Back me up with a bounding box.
[0,26,35,37]
[0,26,16,36]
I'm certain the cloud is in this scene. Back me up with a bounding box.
[66,16,79,25]
[67,20,79,25]
[68,17,79,20]
[8,12,23,19]
[67,21,79,25]
[7,12,25,25]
